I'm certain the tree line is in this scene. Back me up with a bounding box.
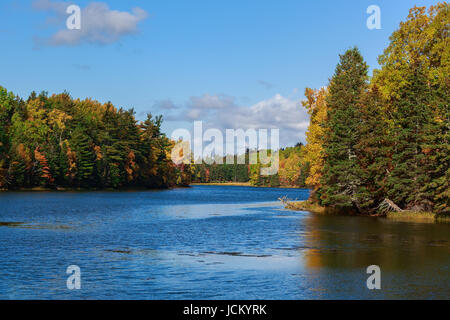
[191,144,310,188]
[0,89,191,190]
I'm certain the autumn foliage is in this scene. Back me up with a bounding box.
[0,90,190,189]
[301,3,449,214]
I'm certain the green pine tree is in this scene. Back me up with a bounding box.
[71,128,94,186]
[319,47,369,212]
[385,68,438,211]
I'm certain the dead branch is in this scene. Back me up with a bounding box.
[378,198,404,214]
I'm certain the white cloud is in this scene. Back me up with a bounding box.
[221,94,308,131]
[218,94,309,147]
[153,99,179,110]
[33,0,148,46]
[166,93,310,148]
[188,94,236,109]
[186,108,203,120]
[33,0,68,13]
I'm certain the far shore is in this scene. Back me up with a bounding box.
[1,183,305,192]
[190,182,252,187]
[190,182,305,189]
[0,185,190,192]
[0,182,306,192]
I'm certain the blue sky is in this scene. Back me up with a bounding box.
[0,0,442,147]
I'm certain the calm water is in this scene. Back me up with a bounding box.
[0,186,448,299]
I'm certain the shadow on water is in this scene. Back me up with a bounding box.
[303,214,450,270]
[300,214,450,299]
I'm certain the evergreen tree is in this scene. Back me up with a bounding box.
[71,128,94,186]
[354,84,391,210]
[0,87,16,187]
[385,68,436,211]
[319,47,369,212]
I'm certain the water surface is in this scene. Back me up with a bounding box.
[0,186,448,299]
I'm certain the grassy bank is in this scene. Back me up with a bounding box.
[190,182,252,187]
[386,210,450,223]
[281,200,327,214]
[283,200,449,223]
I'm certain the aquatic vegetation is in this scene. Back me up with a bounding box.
[0,221,24,227]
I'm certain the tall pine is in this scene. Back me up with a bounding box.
[319,47,369,212]
[385,68,437,211]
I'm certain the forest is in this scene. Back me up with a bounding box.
[301,4,448,214]
[0,89,191,190]
[191,145,310,188]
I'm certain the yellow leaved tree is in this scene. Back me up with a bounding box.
[301,87,328,189]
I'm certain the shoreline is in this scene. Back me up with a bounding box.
[190,182,305,189]
[1,183,305,191]
[0,185,190,192]
[190,182,251,187]
[283,200,449,223]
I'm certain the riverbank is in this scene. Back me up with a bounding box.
[190,182,304,188]
[283,200,449,223]
[0,185,190,192]
[2,183,304,191]
[190,182,252,187]
[282,200,327,214]
[386,210,450,223]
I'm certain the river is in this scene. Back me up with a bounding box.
[0,185,448,299]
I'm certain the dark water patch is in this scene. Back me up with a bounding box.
[178,252,199,257]
[0,221,72,230]
[105,249,133,254]
[202,251,272,258]
[21,224,72,230]
[0,221,24,227]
